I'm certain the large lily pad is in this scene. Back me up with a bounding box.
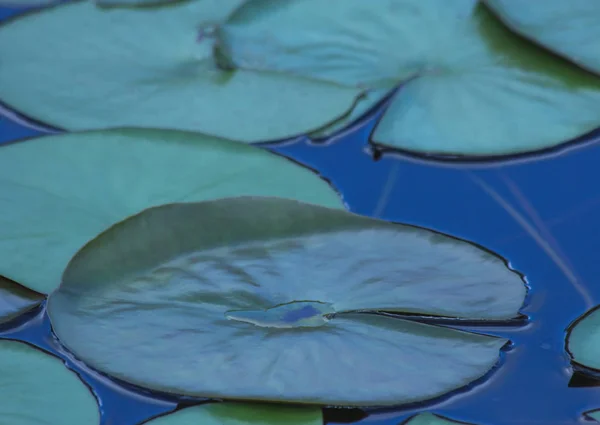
[217,0,600,156]
[485,0,600,75]
[47,197,526,406]
[0,0,359,143]
[0,129,342,295]
[143,403,321,425]
[0,340,100,425]
[0,276,44,324]
[567,305,600,370]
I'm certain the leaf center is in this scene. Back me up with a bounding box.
[225,301,335,329]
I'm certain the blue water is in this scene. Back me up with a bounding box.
[2,6,600,425]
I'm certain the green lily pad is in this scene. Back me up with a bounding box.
[143,403,322,425]
[0,0,359,143]
[485,0,600,75]
[0,275,44,324]
[567,305,600,370]
[217,0,600,156]
[0,340,100,425]
[0,129,342,295]
[47,197,526,406]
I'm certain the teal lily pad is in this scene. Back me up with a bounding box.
[566,305,600,370]
[47,197,526,406]
[0,129,343,295]
[485,0,600,75]
[95,0,190,8]
[143,403,322,425]
[0,275,44,324]
[403,413,475,425]
[310,89,389,139]
[586,410,600,422]
[0,0,56,6]
[217,0,600,156]
[0,340,100,425]
[0,0,359,143]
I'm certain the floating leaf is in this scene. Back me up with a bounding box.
[0,275,43,324]
[485,0,600,75]
[0,0,359,143]
[567,305,600,370]
[217,0,414,88]
[217,0,600,156]
[95,0,190,8]
[0,340,99,425]
[0,0,56,6]
[0,129,343,295]
[48,197,526,406]
[143,403,322,425]
[403,413,475,425]
[310,89,389,139]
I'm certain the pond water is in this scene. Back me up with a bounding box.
[2,6,600,425]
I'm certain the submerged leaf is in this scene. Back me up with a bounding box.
[218,0,600,156]
[0,129,343,294]
[0,275,43,324]
[485,0,600,75]
[403,413,478,425]
[567,305,600,370]
[403,413,475,425]
[0,340,99,425]
[48,197,526,406]
[0,0,359,143]
[143,403,322,425]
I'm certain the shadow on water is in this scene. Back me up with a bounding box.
[570,368,600,388]
[2,11,600,423]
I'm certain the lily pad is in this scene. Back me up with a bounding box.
[403,413,474,425]
[217,0,600,156]
[567,305,600,370]
[95,0,190,8]
[586,410,600,422]
[310,89,389,139]
[485,0,600,75]
[0,275,44,324]
[47,197,526,406]
[0,0,359,143]
[143,403,322,425]
[0,129,343,295]
[0,339,100,425]
[0,0,56,6]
